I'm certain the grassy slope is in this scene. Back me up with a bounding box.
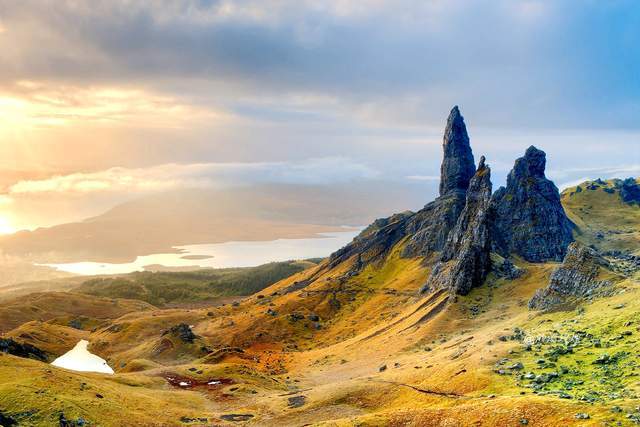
[74,260,316,307]
[0,179,638,425]
[562,178,640,254]
[0,292,154,334]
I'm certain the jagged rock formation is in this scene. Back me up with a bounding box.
[423,157,493,295]
[330,106,475,267]
[491,146,573,262]
[529,243,615,310]
[439,105,476,196]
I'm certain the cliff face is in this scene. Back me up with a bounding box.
[423,157,493,295]
[491,146,574,262]
[529,243,615,310]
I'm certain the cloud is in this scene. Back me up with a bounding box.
[406,175,439,181]
[0,80,228,131]
[8,157,378,195]
[550,165,640,190]
[0,1,638,130]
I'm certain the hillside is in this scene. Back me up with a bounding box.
[74,260,317,307]
[0,107,639,426]
[562,178,640,255]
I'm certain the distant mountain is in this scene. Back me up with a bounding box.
[0,182,428,264]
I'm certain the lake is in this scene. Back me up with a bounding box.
[51,340,114,374]
[44,229,361,276]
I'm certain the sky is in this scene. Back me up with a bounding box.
[0,0,639,232]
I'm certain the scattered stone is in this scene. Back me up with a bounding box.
[575,413,590,420]
[180,417,208,424]
[379,364,387,372]
[287,395,306,408]
[220,414,254,422]
[68,319,82,330]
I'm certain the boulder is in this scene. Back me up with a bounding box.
[491,146,574,262]
[162,324,197,343]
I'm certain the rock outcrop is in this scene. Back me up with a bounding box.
[423,157,493,295]
[163,323,197,343]
[618,178,640,205]
[332,106,475,266]
[529,243,615,310]
[328,212,412,269]
[491,146,573,262]
[0,338,48,362]
[439,105,476,196]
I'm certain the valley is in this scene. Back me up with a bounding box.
[0,107,638,426]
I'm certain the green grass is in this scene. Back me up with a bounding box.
[75,260,317,307]
[492,277,640,424]
[562,178,640,254]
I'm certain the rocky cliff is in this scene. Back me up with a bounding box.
[529,242,616,310]
[423,157,493,295]
[491,146,574,262]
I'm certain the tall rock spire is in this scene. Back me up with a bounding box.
[439,106,476,196]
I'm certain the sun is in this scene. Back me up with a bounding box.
[0,216,16,234]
